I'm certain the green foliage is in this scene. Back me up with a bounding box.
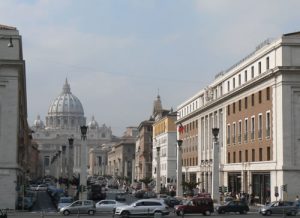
[182,181,201,195]
[139,177,153,189]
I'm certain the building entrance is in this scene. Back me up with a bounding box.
[228,173,241,196]
[252,173,270,204]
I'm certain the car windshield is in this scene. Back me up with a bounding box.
[60,198,72,203]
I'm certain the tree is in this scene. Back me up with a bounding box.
[139,177,153,190]
[182,181,201,196]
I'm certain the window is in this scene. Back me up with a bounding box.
[245,97,248,109]
[233,123,236,144]
[227,125,231,144]
[233,78,236,88]
[238,121,242,143]
[245,150,248,162]
[251,117,255,140]
[238,74,241,86]
[252,149,255,161]
[227,152,231,163]
[244,70,248,82]
[266,57,270,70]
[239,151,242,162]
[251,66,254,78]
[266,112,270,138]
[259,91,262,103]
[233,103,236,114]
[233,152,236,163]
[267,147,271,160]
[258,61,261,74]
[227,81,230,92]
[244,119,248,142]
[266,87,270,100]
[227,105,230,116]
[239,100,241,111]
[258,114,262,139]
[259,148,263,161]
[251,94,255,106]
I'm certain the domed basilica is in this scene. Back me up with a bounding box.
[32,79,119,178]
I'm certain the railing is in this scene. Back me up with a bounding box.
[266,127,270,138]
[244,132,248,142]
[238,134,242,143]
[258,129,262,139]
[251,131,255,140]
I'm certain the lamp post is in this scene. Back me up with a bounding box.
[156,146,161,194]
[80,126,88,200]
[212,127,220,203]
[176,139,183,197]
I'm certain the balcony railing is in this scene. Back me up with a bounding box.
[227,137,230,145]
[238,134,242,143]
[251,131,255,140]
[258,129,262,139]
[232,136,236,144]
[244,132,248,142]
[266,127,270,138]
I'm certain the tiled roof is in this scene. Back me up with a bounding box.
[0,24,17,30]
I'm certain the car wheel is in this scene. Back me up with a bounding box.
[154,211,163,216]
[290,211,297,216]
[63,210,70,216]
[204,210,211,216]
[121,211,130,218]
[220,209,225,214]
[266,210,272,216]
[88,210,95,215]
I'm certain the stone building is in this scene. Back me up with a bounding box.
[32,79,118,180]
[177,31,300,203]
[0,24,35,209]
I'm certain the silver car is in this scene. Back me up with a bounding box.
[60,200,96,216]
[259,201,298,216]
[115,199,169,217]
[96,200,126,212]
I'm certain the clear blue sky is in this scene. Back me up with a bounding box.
[1,0,300,136]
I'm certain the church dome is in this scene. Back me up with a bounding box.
[45,79,86,129]
[33,115,45,129]
[88,116,99,129]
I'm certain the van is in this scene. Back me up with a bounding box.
[174,197,214,216]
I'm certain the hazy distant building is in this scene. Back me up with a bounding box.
[32,79,118,179]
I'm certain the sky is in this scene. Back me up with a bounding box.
[1,0,300,136]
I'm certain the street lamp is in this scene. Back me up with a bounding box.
[176,139,183,197]
[80,126,88,200]
[212,127,220,203]
[156,146,161,194]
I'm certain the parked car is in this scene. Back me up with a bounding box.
[59,200,96,216]
[17,196,34,210]
[115,192,126,202]
[0,209,7,218]
[164,196,181,208]
[174,197,214,216]
[259,201,298,216]
[216,200,249,214]
[36,184,48,191]
[115,199,169,217]
[57,196,73,211]
[96,200,126,212]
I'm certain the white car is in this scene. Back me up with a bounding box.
[115,199,169,217]
[96,200,126,212]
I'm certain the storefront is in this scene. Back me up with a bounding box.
[228,173,241,195]
[252,173,270,204]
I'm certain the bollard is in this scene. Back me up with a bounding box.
[77,208,80,218]
[40,210,44,218]
[112,208,115,218]
[181,210,184,218]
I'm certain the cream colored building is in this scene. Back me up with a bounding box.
[0,24,35,209]
[177,31,300,203]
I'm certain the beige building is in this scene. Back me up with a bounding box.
[177,31,300,203]
[0,24,35,209]
[108,127,137,181]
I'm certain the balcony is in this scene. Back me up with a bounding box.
[232,136,236,144]
[244,132,248,142]
[266,127,270,138]
[251,131,255,140]
[238,134,242,144]
[227,137,230,145]
[258,129,262,139]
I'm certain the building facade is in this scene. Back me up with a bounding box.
[32,79,117,180]
[177,31,300,203]
[0,24,34,209]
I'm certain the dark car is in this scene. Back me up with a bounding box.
[116,192,126,202]
[259,201,298,216]
[174,197,214,216]
[216,200,249,214]
[164,197,181,208]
